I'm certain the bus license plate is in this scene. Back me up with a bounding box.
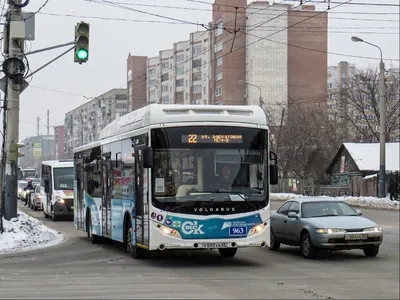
[229,226,247,236]
[200,243,228,249]
[345,234,367,240]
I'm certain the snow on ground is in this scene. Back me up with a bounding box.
[0,211,64,254]
[271,193,400,211]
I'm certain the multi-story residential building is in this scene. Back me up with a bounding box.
[54,125,65,160]
[327,61,356,120]
[129,30,212,107]
[127,54,147,111]
[127,0,328,118]
[246,1,328,125]
[64,88,128,157]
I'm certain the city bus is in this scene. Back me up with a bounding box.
[73,104,278,259]
[41,160,75,221]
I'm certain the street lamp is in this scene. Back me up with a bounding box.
[239,80,264,108]
[351,36,386,198]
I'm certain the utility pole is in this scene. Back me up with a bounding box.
[351,36,386,198]
[46,109,49,135]
[3,0,27,220]
[36,116,40,136]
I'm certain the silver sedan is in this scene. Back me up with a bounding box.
[269,197,383,259]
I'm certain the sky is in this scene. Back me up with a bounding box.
[0,0,399,141]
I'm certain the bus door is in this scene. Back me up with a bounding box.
[45,167,53,214]
[134,147,149,248]
[75,159,85,230]
[101,153,112,237]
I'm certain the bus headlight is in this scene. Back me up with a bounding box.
[157,224,182,238]
[56,196,65,204]
[248,222,268,237]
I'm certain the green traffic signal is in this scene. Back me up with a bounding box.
[77,49,88,60]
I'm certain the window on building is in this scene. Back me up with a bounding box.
[214,43,223,53]
[176,66,184,76]
[149,79,156,88]
[216,19,224,36]
[149,68,156,76]
[149,90,156,97]
[176,79,184,87]
[203,86,206,94]
[193,72,201,81]
[216,72,223,81]
[193,45,202,56]
[128,70,132,81]
[128,86,132,98]
[176,54,184,62]
[216,56,223,66]
[176,91,184,101]
[193,85,202,94]
[161,73,169,82]
[185,92,188,100]
[162,85,168,92]
[161,61,169,70]
[215,86,223,97]
[193,59,202,69]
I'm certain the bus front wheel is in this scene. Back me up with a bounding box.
[126,219,144,259]
[218,248,237,258]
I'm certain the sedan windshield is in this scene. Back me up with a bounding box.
[301,201,358,218]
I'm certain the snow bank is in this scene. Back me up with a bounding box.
[0,211,63,254]
[271,193,400,211]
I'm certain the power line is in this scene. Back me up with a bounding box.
[77,0,400,22]
[184,0,400,8]
[24,0,50,21]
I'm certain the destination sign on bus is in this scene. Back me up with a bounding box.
[181,134,243,144]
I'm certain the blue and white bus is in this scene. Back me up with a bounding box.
[73,104,278,259]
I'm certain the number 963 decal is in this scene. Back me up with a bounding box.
[229,226,247,236]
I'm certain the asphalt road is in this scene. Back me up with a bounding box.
[0,201,399,299]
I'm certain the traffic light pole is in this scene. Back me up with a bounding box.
[3,2,25,220]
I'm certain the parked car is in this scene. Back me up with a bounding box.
[270,197,383,259]
[28,184,43,211]
[17,180,28,199]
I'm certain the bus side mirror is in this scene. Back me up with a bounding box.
[142,147,153,168]
[44,179,49,193]
[269,151,278,185]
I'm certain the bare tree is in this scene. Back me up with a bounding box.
[334,67,400,142]
[269,104,346,180]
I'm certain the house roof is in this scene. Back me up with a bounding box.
[326,142,400,173]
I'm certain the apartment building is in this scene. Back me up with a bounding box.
[64,88,128,157]
[127,0,328,118]
[54,125,65,160]
[246,1,328,124]
[127,54,147,111]
[327,61,356,120]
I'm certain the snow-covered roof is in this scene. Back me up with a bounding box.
[343,142,400,172]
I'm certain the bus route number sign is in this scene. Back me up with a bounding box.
[181,134,243,144]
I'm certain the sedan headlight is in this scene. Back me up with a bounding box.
[56,196,65,204]
[316,228,346,234]
[363,226,381,232]
[156,224,182,238]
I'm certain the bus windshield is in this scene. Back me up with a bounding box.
[53,167,74,190]
[23,169,36,178]
[151,126,268,215]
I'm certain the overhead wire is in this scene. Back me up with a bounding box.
[73,0,400,22]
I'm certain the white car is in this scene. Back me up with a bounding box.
[28,184,44,211]
[17,180,28,199]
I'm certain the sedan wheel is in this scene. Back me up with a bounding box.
[300,232,315,259]
[363,246,379,257]
[269,230,280,251]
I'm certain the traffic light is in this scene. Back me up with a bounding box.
[8,142,25,163]
[74,21,90,63]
